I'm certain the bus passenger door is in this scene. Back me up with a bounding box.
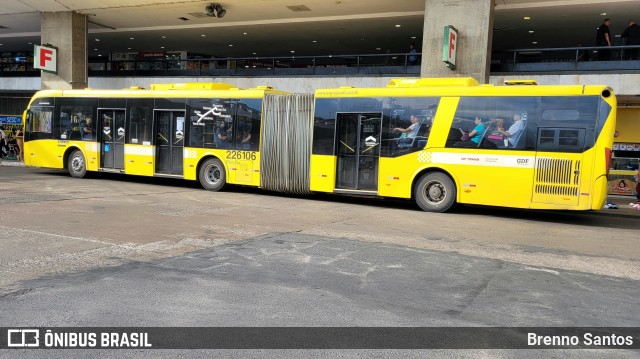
[98,109,125,170]
[154,110,185,176]
[335,113,381,192]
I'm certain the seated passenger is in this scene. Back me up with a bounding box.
[454,117,486,147]
[496,113,525,147]
[81,115,95,140]
[238,128,252,150]
[393,114,420,138]
[214,121,232,149]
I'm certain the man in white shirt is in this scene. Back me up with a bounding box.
[497,113,525,147]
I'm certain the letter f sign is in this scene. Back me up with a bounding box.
[35,45,57,73]
[40,49,53,67]
[449,32,456,59]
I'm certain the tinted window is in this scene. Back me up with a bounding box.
[188,98,236,149]
[312,98,338,155]
[58,98,98,141]
[380,97,439,157]
[26,106,54,141]
[235,99,262,151]
[447,97,538,150]
[539,96,601,151]
[127,98,153,144]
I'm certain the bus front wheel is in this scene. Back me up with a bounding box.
[199,158,227,191]
[68,150,87,178]
[414,172,456,212]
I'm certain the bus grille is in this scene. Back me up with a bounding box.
[534,158,580,196]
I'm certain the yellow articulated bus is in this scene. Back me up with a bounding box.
[23,78,616,212]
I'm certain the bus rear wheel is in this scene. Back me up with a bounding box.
[414,172,456,212]
[199,158,227,191]
[68,150,87,178]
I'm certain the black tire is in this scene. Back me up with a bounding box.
[414,172,456,212]
[199,158,227,191]
[68,150,87,178]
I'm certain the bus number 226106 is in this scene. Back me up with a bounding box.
[226,150,256,161]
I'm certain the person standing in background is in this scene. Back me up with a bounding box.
[596,18,612,61]
[634,169,640,202]
[621,20,640,60]
[408,43,418,65]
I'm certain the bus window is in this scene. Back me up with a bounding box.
[59,105,94,140]
[312,98,339,155]
[188,98,236,149]
[236,99,262,151]
[539,96,601,151]
[26,106,54,141]
[447,97,538,150]
[127,99,153,145]
[381,97,439,157]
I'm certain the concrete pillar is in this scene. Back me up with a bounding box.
[40,11,87,90]
[421,0,494,83]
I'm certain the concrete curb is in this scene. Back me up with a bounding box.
[0,160,25,167]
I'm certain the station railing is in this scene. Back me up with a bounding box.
[2,46,639,78]
[492,45,640,73]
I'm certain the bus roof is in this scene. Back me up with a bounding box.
[315,78,613,98]
[28,83,287,103]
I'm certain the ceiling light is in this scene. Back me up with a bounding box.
[312,40,317,43]
[205,3,226,18]
[93,48,98,51]
[201,34,206,37]
[411,36,416,39]
[130,37,134,40]
[243,32,247,35]
[229,44,233,46]
[395,24,401,28]
[95,39,100,41]
[600,12,607,16]
[127,47,131,50]
[532,41,538,44]
[529,30,534,33]
[161,46,165,49]
[161,36,166,39]
[524,16,531,20]
[291,50,295,53]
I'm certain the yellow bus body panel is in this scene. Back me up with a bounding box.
[309,154,337,193]
[124,144,154,176]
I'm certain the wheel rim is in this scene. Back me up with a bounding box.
[205,164,221,185]
[424,180,446,204]
[71,155,84,173]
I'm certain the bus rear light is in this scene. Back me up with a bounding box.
[605,147,612,175]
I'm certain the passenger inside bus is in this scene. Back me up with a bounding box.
[81,115,95,140]
[393,114,420,139]
[453,117,486,148]
[238,126,252,150]
[497,113,526,147]
[215,120,232,149]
